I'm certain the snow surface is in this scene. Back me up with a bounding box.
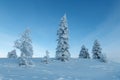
[0,58,120,80]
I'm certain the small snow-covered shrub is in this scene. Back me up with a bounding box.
[7,50,17,58]
[100,53,107,63]
[18,57,33,67]
[42,50,50,64]
[18,57,28,66]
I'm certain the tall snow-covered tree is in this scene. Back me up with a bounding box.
[92,40,102,59]
[79,45,90,59]
[14,29,33,66]
[56,14,70,61]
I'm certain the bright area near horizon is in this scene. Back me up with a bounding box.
[0,0,120,62]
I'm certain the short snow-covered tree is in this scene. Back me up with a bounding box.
[7,49,17,58]
[100,53,107,63]
[79,45,90,59]
[42,50,50,64]
[56,14,70,61]
[14,29,33,66]
[92,40,102,59]
[92,40,107,62]
[18,56,28,66]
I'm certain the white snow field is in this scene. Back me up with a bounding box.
[0,58,120,80]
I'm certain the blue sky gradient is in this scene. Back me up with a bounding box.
[0,0,120,62]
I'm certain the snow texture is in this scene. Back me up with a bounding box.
[0,58,120,80]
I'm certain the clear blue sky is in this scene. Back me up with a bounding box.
[0,0,120,61]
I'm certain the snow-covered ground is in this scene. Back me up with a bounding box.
[0,58,120,80]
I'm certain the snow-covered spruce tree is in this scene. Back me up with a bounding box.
[42,50,50,64]
[7,49,17,58]
[79,45,90,59]
[56,14,70,61]
[14,29,33,66]
[92,40,102,59]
